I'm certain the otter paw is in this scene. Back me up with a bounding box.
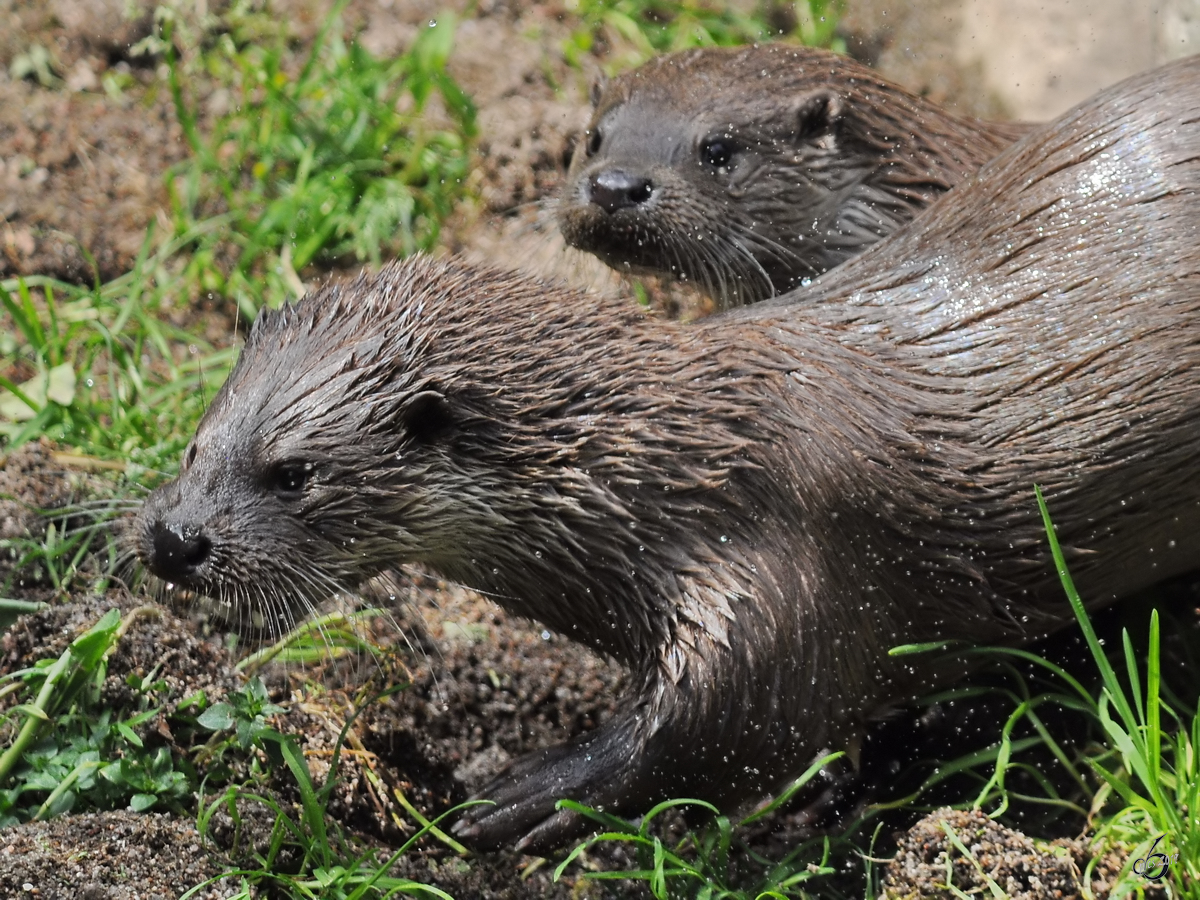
[452,733,643,854]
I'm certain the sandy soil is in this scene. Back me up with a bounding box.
[882,809,1165,900]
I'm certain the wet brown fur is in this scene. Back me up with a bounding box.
[137,57,1200,851]
[559,43,1030,308]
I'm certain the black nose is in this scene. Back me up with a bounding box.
[588,169,654,213]
[147,521,211,583]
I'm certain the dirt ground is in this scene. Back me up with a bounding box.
[882,809,1166,900]
[0,1,1179,897]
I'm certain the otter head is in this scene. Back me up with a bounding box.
[558,44,1024,309]
[558,45,883,308]
[135,263,539,633]
[134,258,733,658]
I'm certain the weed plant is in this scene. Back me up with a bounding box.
[0,608,195,822]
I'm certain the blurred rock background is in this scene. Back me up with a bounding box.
[841,0,1199,121]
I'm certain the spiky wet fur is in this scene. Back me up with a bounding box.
[559,43,1030,308]
[138,55,1200,851]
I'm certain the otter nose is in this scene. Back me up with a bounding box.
[588,169,654,213]
[147,521,211,583]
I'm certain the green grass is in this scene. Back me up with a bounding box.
[0,3,475,467]
[560,0,844,72]
[0,266,217,465]
[1029,487,1198,896]
[0,500,128,602]
[185,677,470,900]
[161,0,475,319]
[553,753,854,899]
[187,750,468,899]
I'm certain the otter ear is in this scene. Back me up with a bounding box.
[589,75,607,108]
[401,389,454,443]
[792,90,843,142]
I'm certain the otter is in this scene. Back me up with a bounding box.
[558,43,1031,308]
[136,55,1200,852]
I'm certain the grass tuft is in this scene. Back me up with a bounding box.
[561,0,844,71]
[554,752,847,898]
[161,1,475,319]
[1030,486,1198,896]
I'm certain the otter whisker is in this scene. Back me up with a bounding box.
[713,234,776,305]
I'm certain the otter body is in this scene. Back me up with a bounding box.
[559,43,1030,308]
[138,57,1200,851]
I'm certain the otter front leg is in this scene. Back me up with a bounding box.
[451,708,660,853]
[450,634,815,853]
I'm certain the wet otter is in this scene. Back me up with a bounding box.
[137,55,1200,852]
[558,43,1031,308]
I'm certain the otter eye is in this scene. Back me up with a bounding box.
[701,138,734,169]
[586,128,602,157]
[183,443,197,471]
[269,461,312,499]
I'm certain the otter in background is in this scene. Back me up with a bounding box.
[558,43,1030,309]
[137,56,1199,852]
